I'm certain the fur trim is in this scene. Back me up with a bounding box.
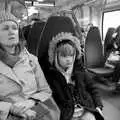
[48,32,82,65]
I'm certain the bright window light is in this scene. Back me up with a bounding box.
[25,1,32,4]
[27,7,38,16]
[37,0,44,1]
[103,10,120,40]
[34,2,54,7]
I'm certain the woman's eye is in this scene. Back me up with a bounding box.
[2,26,9,30]
[2,25,18,30]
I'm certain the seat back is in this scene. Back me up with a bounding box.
[36,16,76,73]
[84,27,105,68]
[37,16,76,58]
[27,21,46,56]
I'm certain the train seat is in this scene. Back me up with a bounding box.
[24,21,46,56]
[36,15,77,74]
[84,26,114,78]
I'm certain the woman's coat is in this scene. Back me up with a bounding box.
[0,49,51,102]
[0,49,60,120]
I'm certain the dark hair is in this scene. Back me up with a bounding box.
[56,40,76,57]
[31,18,40,22]
[115,25,120,47]
[19,27,26,46]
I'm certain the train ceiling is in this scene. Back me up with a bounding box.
[24,0,119,15]
[24,0,119,9]
[1,0,119,20]
[24,0,105,19]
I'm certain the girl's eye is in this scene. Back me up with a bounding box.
[12,25,18,30]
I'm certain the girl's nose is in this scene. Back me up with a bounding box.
[66,58,71,62]
[8,28,15,34]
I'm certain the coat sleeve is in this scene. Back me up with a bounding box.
[46,69,74,120]
[28,55,60,120]
[84,72,103,109]
[0,102,12,120]
[28,54,52,102]
[43,97,60,120]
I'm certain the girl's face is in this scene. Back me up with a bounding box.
[58,54,74,70]
[0,21,19,47]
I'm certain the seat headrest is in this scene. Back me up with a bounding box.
[85,26,105,67]
[37,16,76,59]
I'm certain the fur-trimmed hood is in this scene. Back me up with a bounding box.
[48,32,82,65]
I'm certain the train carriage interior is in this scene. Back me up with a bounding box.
[1,0,120,120]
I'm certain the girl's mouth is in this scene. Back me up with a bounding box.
[9,37,15,40]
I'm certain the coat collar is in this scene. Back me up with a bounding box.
[0,60,22,85]
[50,66,85,86]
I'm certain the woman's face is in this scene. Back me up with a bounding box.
[58,54,74,70]
[0,21,19,47]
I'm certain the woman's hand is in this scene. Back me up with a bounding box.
[24,109,36,120]
[10,100,35,116]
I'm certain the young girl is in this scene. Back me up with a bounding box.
[47,32,104,120]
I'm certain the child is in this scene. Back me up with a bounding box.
[47,32,104,120]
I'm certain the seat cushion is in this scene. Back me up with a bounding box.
[87,67,114,76]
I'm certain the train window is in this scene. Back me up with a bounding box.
[103,10,120,40]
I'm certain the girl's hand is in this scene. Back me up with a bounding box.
[81,111,96,120]
[96,107,104,117]
[73,106,84,118]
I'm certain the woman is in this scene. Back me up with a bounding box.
[0,11,60,120]
[47,32,104,120]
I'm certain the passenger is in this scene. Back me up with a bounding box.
[22,18,40,41]
[0,11,60,120]
[47,32,104,120]
[22,18,46,55]
[105,26,120,90]
[104,27,116,60]
[112,26,120,90]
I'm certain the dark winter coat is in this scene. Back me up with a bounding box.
[46,60,103,120]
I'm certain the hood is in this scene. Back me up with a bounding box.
[48,32,82,65]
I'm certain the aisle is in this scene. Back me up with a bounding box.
[99,85,120,120]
